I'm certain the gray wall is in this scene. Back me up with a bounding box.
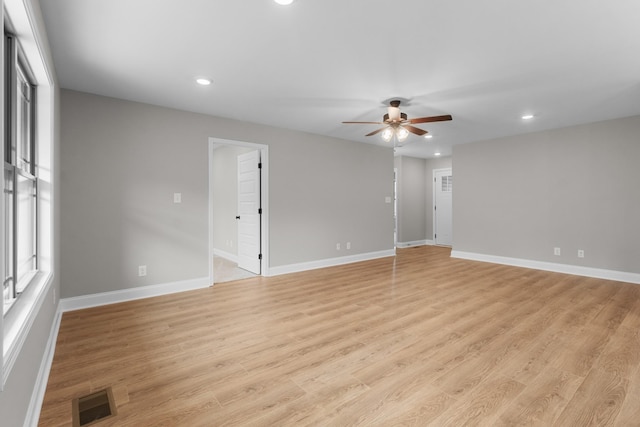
[211,145,253,257]
[453,114,640,274]
[0,0,61,425]
[395,155,452,244]
[61,90,395,298]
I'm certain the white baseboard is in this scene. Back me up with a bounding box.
[268,249,396,277]
[213,248,238,264]
[59,276,211,313]
[451,250,640,285]
[396,240,434,248]
[24,309,62,427]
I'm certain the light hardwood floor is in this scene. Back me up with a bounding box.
[39,246,640,426]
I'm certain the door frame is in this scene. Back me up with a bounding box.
[208,137,270,284]
[432,167,453,246]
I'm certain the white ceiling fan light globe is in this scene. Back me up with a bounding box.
[274,0,294,5]
[381,127,394,142]
[397,127,409,142]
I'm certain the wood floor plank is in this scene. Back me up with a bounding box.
[614,363,640,426]
[596,325,640,380]
[555,368,628,426]
[38,246,640,426]
[496,367,583,426]
[431,375,526,426]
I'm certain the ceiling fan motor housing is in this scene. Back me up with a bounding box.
[383,112,407,124]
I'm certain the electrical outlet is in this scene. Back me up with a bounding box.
[336,243,341,251]
[138,265,147,276]
[173,193,182,203]
[578,249,585,258]
[346,241,351,250]
[554,247,561,256]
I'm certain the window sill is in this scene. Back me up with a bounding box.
[2,271,53,386]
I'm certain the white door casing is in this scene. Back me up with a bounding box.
[434,168,453,246]
[237,150,261,274]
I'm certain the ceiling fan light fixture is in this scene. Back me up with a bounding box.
[381,127,394,142]
[424,134,433,139]
[396,127,409,142]
[274,0,294,5]
[342,99,452,145]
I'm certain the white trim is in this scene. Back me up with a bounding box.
[209,137,269,281]
[24,308,62,427]
[208,142,215,285]
[213,248,238,264]
[268,249,396,277]
[58,277,210,313]
[396,240,433,248]
[451,250,640,285]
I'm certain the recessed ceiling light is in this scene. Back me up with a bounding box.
[196,78,211,86]
[434,152,441,156]
[424,135,433,139]
[521,114,534,120]
[274,0,294,4]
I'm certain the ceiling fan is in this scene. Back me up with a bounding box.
[342,100,452,143]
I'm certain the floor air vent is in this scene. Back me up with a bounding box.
[72,387,117,426]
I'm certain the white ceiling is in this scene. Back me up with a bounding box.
[40,0,640,158]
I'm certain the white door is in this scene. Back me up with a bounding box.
[237,150,261,274]
[434,168,453,246]
[393,168,398,247]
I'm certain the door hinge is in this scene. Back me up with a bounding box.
[258,162,262,169]
[258,254,262,260]
[258,208,262,214]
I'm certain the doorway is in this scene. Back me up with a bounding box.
[433,168,453,246]
[208,138,269,284]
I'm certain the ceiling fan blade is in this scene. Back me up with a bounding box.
[408,114,453,124]
[365,127,388,137]
[404,125,428,136]
[342,121,384,124]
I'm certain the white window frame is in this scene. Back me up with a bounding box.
[4,32,38,315]
[1,0,56,389]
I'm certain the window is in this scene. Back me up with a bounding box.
[2,1,54,389]
[3,33,38,315]
[441,175,453,193]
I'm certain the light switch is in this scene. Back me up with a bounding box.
[385,196,392,204]
[173,193,182,203]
